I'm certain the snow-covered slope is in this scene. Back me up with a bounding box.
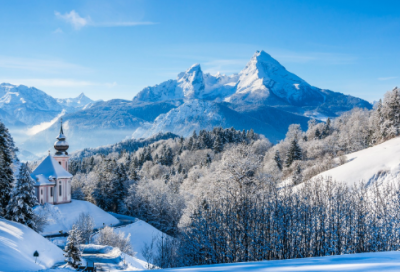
[109,220,170,262]
[158,251,400,272]
[0,218,65,271]
[34,200,119,235]
[316,137,400,187]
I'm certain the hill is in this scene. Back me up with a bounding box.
[0,218,65,271]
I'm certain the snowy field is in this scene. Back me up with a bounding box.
[157,251,400,272]
[34,200,119,235]
[0,219,64,272]
[316,136,400,187]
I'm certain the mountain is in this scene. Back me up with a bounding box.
[133,51,371,118]
[56,92,95,111]
[132,99,311,143]
[134,64,238,102]
[5,50,372,157]
[0,83,62,126]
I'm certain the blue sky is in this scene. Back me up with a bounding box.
[0,0,399,102]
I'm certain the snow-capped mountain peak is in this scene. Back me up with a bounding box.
[176,63,205,99]
[225,50,324,106]
[57,92,94,109]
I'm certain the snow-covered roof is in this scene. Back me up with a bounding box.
[31,155,72,180]
[33,174,55,186]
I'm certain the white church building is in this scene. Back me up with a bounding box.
[32,120,73,205]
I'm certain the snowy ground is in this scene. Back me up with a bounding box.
[0,218,65,272]
[34,200,119,235]
[105,220,168,262]
[80,244,148,271]
[157,251,400,272]
[316,136,400,187]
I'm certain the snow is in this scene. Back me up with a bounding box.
[31,155,72,181]
[157,251,400,272]
[97,220,168,262]
[315,136,400,187]
[0,218,65,271]
[56,93,94,109]
[80,244,148,271]
[34,200,119,235]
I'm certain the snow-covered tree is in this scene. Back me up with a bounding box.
[274,150,282,171]
[74,212,94,244]
[5,163,38,230]
[0,122,15,217]
[285,138,302,167]
[96,226,134,256]
[64,225,82,268]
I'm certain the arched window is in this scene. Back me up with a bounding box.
[50,187,53,197]
[59,161,61,165]
[59,184,62,196]
[41,189,43,195]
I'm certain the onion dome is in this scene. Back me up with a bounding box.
[54,118,69,155]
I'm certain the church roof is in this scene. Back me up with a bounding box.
[31,155,73,181]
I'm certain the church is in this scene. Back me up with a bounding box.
[32,120,73,205]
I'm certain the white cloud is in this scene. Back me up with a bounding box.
[55,10,155,30]
[378,76,398,81]
[55,10,89,30]
[27,110,66,135]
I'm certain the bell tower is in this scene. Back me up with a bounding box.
[53,118,69,171]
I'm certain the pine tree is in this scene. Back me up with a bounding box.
[274,150,283,171]
[213,135,223,153]
[5,163,38,230]
[0,122,15,217]
[64,225,82,268]
[314,128,321,140]
[285,139,302,167]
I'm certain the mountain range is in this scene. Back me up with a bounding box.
[0,50,372,157]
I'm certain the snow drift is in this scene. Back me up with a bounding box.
[0,218,64,271]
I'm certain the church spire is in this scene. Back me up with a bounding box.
[54,118,69,155]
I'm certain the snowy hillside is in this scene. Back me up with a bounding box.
[316,136,400,187]
[109,220,170,262]
[158,251,400,272]
[0,218,65,271]
[34,200,119,235]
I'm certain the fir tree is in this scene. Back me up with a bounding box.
[0,122,15,217]
[5,163,38,230]
[292,163,303,185]
[213,135,223,153]
[274,150,283,171]
[64,225,82,268]
[285,139,302,167]
[314,128,321,140]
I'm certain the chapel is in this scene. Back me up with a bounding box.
[32,120,72,205]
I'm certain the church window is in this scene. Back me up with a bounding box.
[59,162,61,165]
[41,189,43,195]
[50,187,53,197]
[59,185,62,196]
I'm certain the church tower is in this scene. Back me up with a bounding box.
[53,118,69,171]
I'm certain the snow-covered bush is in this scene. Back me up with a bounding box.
[95,226,134,256]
